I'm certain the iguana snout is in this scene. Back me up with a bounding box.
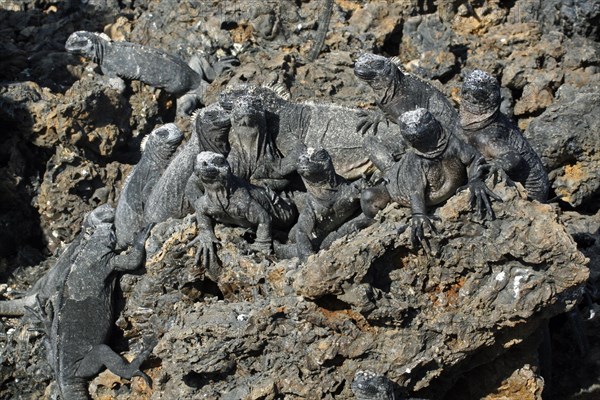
[65,31,100,59]
[201,107,232,131]
[354,53,394,83]
[231,96,264,127]
[297,147,332,180]
[142,123,184,153]
[195,152,230,185]
[398,108,446,156]
[461,69,501,115]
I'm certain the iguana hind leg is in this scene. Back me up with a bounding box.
[76,343,155,386]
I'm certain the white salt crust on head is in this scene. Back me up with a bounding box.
[400,107,428,127]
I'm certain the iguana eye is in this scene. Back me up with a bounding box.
[313,149,329,162]
[372,60,385,70]
[212,156,227,167]
[156,129,169,139]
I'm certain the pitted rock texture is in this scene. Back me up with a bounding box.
[106,182,588,399]
[525,83,600,207]
[0,1,598,399]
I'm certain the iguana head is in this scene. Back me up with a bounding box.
[65,31,106,62]
[83,204,115,229]
[351,370,395,400]
[230,95,265,128]
[297,147,335,184]
[219,83,289,111]
[219,85,252,111]
[141,123,184,161]
[192,103,231,154]
[398,108,448,159]
[194,151,231,188]
[461,69,501,115]
[354,53,400,92]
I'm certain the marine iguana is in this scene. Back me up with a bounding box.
[29,219,155,400]
[460,69,549,202]
[115,123,183,247]
[65,31,238,115]
[361,108,500,248]
[275,147,368,261]
[0,204,114,317]
[188,152,297,269]
[351,370,395,400]
[144,104,232,224]
[227,94,297,191]
[353,53,463,146]
[219,84,404,180]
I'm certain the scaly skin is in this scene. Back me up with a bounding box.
[361,108,499,249]
[227,95,295,191]
[460,69,549,202]
[189,152,297,270]
[115,123,183,247]
[353,53,465,169]
[65,31,238,114]
[219,84,404,180]
[144,104,231,224]
[29,211,155,400]
[0,205,114,317]
[276,147,366,261]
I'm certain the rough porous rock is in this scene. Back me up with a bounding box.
[36,146,128,252]
[525,83,600,207]
[0,1,598,399]
[102,182,588,399]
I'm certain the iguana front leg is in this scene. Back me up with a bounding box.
[409,189,438,250]
[189,212,220,271]
[294,209,317,262]
[356,110,389,135]
[109,224,154,272]
[464,155,502,220]
[247,205,273,254]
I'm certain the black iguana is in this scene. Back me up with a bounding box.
[188,152,297,269]
[144,104,232,224]
[65,31,238,115]
[460,69,549,202]
[115,123,183,247]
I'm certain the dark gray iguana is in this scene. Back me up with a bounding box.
[0,204,114,317]
[353,53,463,169]
[29,215,155,400]
[275,147,369,261]
[115,123,183,247]
[188,152,297,269]
[460,69,549,202]
[227,95,298,191]
[219,84,404,180]
[65,31,238,115]
[361,108,500,248]
[144,104,232,224]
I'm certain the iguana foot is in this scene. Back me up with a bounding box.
[410,213,439,250]
[457,179,502,220]
[213,55,240,77]
[467,179,502,220]
[356,110,388,135]
[177,92,202,116]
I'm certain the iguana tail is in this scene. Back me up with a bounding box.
[307,0,334,61]
[0,294,37,317]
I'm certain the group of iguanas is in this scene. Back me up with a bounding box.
[0,30,549,400]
